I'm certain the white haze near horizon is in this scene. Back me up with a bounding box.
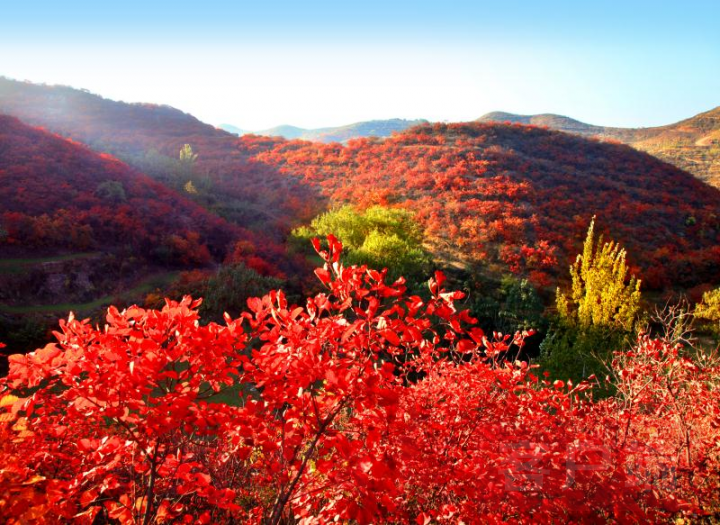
[2,41,718,131]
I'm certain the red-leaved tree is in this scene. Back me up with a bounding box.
[1,237,718,523]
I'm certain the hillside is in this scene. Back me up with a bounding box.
[0,115,246,308]
[0,78,236,159]
[626,107,720,187]
[478,107,720,187]
[247,118,428,143]
[244,122,720,290]
[0,77,320,237]
[0,115,239,260]
[3,76,718,294]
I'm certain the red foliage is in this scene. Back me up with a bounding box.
[1,238,718,523]
[225,239,281,277]
[0,115,240,266]
[243,122,720,289]
[0,78,323,252]
[4,79,719,290]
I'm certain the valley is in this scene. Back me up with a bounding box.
[2,79,720,354]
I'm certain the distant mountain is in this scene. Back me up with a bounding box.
[256,124,309,140]
[478,112,606,134]
[246,118,428,143]
[310,119,429,143]
[218,123,248,136]
[478,108,720,187]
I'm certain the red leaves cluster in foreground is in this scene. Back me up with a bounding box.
[1,237,719,524]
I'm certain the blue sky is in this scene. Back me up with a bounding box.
[1,1,718,130]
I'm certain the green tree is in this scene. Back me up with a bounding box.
[292,205,430,281]
[347,229,429,279]
[469,274,546,335]
[498,276,545,333]
[200,264,283,322]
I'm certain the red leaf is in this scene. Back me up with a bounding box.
[384,329,401,346]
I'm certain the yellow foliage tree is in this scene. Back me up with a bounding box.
[184,180,198,194]
[179,143,198,164]
[695,288,720,330]
[556,217,641,332]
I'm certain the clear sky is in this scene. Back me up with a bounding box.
[1,1,718,130]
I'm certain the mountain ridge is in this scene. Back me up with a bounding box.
[2,76,719,292]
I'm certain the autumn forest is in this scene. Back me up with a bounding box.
[1,16,720,522]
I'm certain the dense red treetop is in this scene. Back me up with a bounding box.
[242,122,720,289]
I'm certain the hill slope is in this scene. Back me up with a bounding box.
[0,77,236,159]
[0,115,243,306]
[478,108,720,187]
[624,107,720,187]
[244,122,720,290]
[0,115,238,259]
[0,77,321,239]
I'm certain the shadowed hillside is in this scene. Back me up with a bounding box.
[0,115,251,315]
[0,115,239,263]
[0,77,322,239]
